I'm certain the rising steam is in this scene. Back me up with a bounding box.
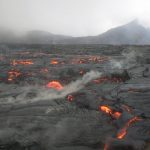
[110,50,143,69]
[0,71,102,104]
[31,70,102,102]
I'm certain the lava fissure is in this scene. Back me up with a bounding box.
[99,105,122,119]
[117,116,142,139]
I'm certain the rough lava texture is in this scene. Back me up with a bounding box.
[0,45,150,150]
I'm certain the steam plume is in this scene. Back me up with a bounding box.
[0,71,102,104]
[32,70,102,102]
[110,50,142,69]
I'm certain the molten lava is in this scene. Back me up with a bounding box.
[50,60,59,65]
[100,106,112,114]
[8,70,22,81]
[117,116,141,139]
[11,59,33,66]
[113,112,122,119]
[67,94,74,102]
[99,105,121,119]
[46,81,63,90]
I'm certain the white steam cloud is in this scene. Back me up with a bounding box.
[110,50,143,69]
[0,71,102,104]
[31,70,102,102]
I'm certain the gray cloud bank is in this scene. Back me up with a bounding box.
[0,0,150,36]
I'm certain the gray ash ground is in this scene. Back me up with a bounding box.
[0,45,150,150]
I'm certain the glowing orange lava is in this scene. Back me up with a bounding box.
[11,59,33,66]
[50,60,59,65]
[8,70,22,81]
[113,112,122,119]
[46,81,63,90]
[99,105,121,119]
[100,106,112,114]
[117,116,141,139]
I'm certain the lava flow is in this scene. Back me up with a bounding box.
[8,69,22,81]
[50,60,59,65]
[11,59,33,66]
[67,94,74,102]
[117,116,142,139]
[46,81,63,90]
[99,105,121,119]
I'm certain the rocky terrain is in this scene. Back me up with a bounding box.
[0,44,150,150]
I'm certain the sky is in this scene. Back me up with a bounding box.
[0,0,150,37]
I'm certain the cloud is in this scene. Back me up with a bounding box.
[0,0,150,36]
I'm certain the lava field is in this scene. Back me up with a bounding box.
[0,44,150,150]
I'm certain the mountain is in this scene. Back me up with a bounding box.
[93,20,150,45]
[0,20,150,45]
[22,30,73,44]
[64,20,150,45]
[0,28,18,43]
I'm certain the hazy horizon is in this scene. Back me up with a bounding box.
[0,0,150,37]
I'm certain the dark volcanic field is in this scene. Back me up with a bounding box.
[0,44,150,150]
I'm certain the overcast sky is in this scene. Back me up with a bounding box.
[0,0,150,36]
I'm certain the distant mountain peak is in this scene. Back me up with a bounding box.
[125,19,140,26]
[0,19,150,44]
[130,19,138,24]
